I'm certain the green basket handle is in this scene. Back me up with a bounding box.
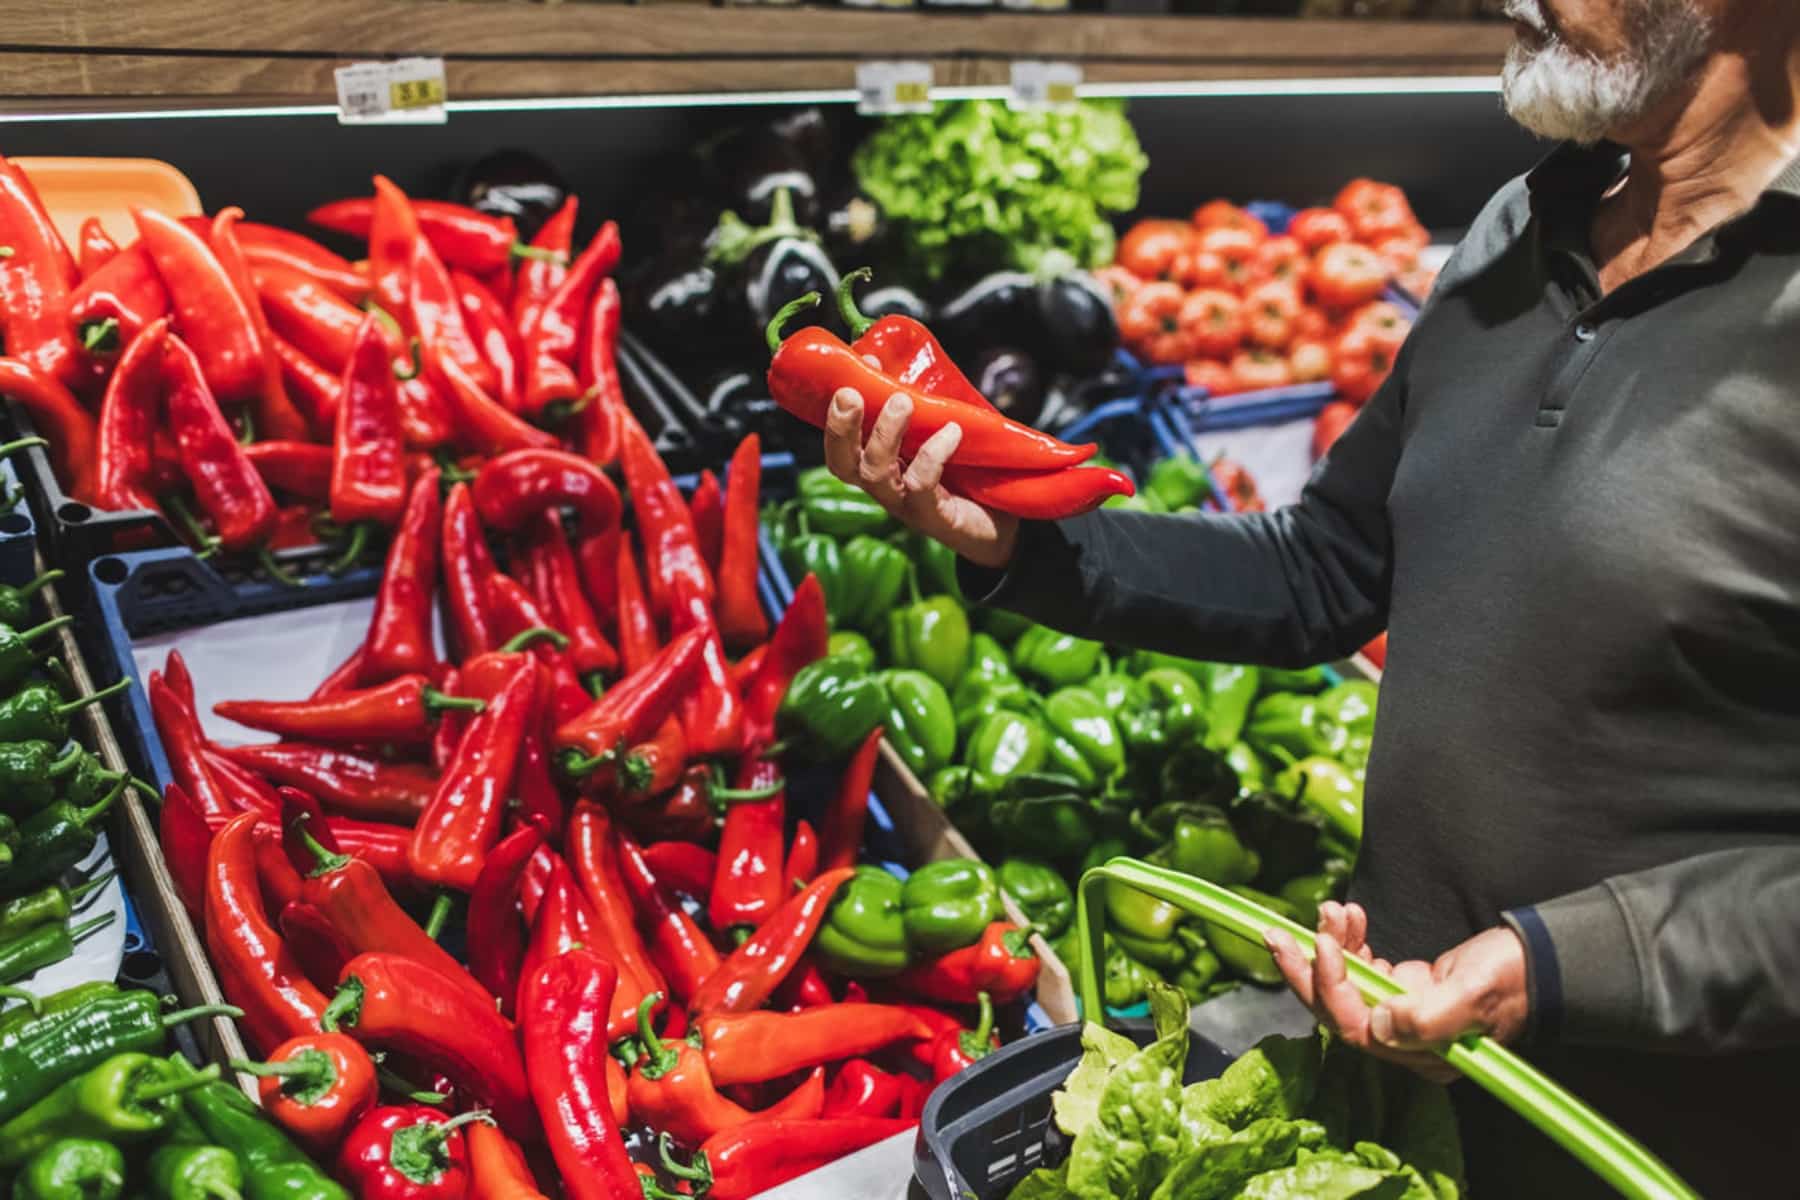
[1075,858,1699,1200]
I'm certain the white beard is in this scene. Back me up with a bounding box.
[1499,0,1714,144]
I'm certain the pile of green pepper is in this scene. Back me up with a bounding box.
[767,468,1380,1011]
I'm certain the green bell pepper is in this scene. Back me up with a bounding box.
[13,1138,125,1200]
[1103,492,1166,515]
[987,772,1096,861]
[909,535,966,606]
[900,860,1002,954]
[997,858,1073,938]
[147,1144,243,1200]
[1245,693,1345,761]
[796,467,895,539]
[776,658,888,762]
[825,631,876,674]
[1278,872,1345,930]
[1104,936,1158,1009]
[1011,626,1104,689]
[1131,803,1260,886]
[1145,454,1211,512]
[1274,756,1364,844]
[1202,663,1261,750]
[1156,740,1239,810]
[876,669,955,779]
[1121,669,1209,756]
[814,867,910,978]
[1202,887,1301,985]
[778,520,844,619]
[1227,791,1331,891]
[1080,837,1129,878]
[1258,666,1330,694]
[1341,733,1372,776]
[1167,927,1222,1000]
[952,677,1038,742]
[975,607,1033,644]
[964,634,1012,687]
[1040,688,1125,778]
[1105,879,1187,969]
[0,742,81,818]
[1045,735,1098,787]
[1127,650,1212,688]
[1084,656,1137,712]
[926,766,994,817]
[1319,680,1378,737]
[966,710,1048,785]
[1223,742,1268,796]
[838,536,911,634]
[887,582,970,690]
[0,1053,218,1168]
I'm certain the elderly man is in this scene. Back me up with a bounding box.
[821,0,1800,1190]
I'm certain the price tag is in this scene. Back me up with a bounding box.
[856,62,934,116]
[335,57,448,125]
[1009,61,1081,111]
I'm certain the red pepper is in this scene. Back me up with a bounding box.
[206,813,330,1053]
[520,221,621,419]
[614,535,660,675]
[522,511,617,681]
[239,440,330,504]
[937,462,1133,521]
[366,176,422,327]
[236,1030,378,1156]
[410,235,498,397]
[66,242,169,359]
[134,207,263,402]
[95,316,170,513]
[163,332,280,553]
[696,1004,934,1087]
[433,350,559,460]
[332,315,409,528]
[203,748,282,816]
[410,656,537,890]
[280,905,367,988]
[686,469,724,576]
[690,1118,917,1200]
[740,574,829,747]
[929,991,997,1080]
[510,197,575,338]
[837,270,989,409]
[728,646,767,695]
[77,218,118,276]
[773,958,835,1012]
[440,482,499,660]
[310,197,521,276]
[894,920,1041,1006]
[786,820,819,891]
[714,435,768,649]
[516,948,641,1200]
[330,951,536,1137]
[617,832,720,1004]
[483,577,560,652]
[191,795,416,890]
[526,856,657,1041]
[361,468,443,684]
[567,800,668,1015]
[468,1123,547,1200]
[640,841,716,904]
[451,268,523,411]
[514,714,566,837]
[158,782,212,922]
[0,156,82,390]
[471,447,621,537]
[820,725,883,875]
[220,743,433,824]
[620,715,686,799]
[574,278,625,465]
[467,822,544,1015]
[766,301,1096,471]
[215,673,485,746]
[895,1074,931,1120]
[338,1104,489,1200]
[554,628,707,787]
[688,867,855,1015]
[823,1059,903,1119]
[708,755,786,934]
[256,263,364,372]
[253,827,307,923]
[668,583,742,759]
[618,414,712,617]
[0,357,99,503]
[150,674,238,820]
[211,207,314,441]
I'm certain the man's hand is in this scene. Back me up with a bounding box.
[1266,901,1531,1083]
[823,387,1020,570]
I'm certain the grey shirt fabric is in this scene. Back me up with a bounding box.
[964,143,1800,1194]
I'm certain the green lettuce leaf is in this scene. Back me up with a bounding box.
[1008,1163,1074,1200]
[1065,983,1190,1200]
[1054,1021,1142,1138]
[1228,1157,1413,1200]
[1194,1033,1322,1131]
[1151,1117,1308,1200]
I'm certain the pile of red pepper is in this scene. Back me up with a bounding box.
[150,418,1038,1199]
[0,157,633,577]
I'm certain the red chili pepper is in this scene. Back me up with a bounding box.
[516,948,641,1200]
[620,715,686,799]
[468,1123,547,1200]
[822,1059,903,1119]
[450,268,523,411]
[567,801,668,1010]
[520,858,654,1040]
[690,1118,917,1200]
[471,447,621,537]
[837,270,989,409]
[728,646,767,695]
[163,332,280,553]
[396,374,457,453]
[785,820,819,891]
[164,648,198,707]
[640,840,715,903]
[617,832,721,1005]
[332,315,409,528]
[158,782,212,922]
[240,440,330,504]
[483,577,560,653]
[668,584,743,759]
[253,827,307,922]
[618,414,712,617]
[313,642,368,700]
[256,263,364,372]
[66,242,169,359]
[215,673,485,746]
[938,462,1134,521]
[359,468,443,683]
[740,574,829,746]
[0,357,99,503]
[409,235,498,397]
[410,656,537,890]
[820,725,883,875]
[220,743,433,824]
[514,718,566,838]
[714,435,768,649]
[895,1074,931,1120]
[206,812,330,1053]
[929,991,998,1080]
[522,511,617,681]
[574,278,624,466]
[689,867,855,1015]
[192,795,416,891]
[554,628,707,788]
[709,755,786,934]
[894,920,1041,1006]
[773,958,835,1012]
[338,1104,489,1200]
[150,673,237,820]
[0,156,82,390]
[236,1030,378,1156]
[310,197,521,276]
[133,206,263,402]
[438,482,498,660]
[520,222,621,419]
[686,469,724,575]
[511,197,575,337]
[365,176,422,326]
[330,951,536,1137]
[614,534,660,675]
[430,666,470,775]
[94,316,170,513]
[696,1004,935,1087]
[212,207,314,441]
[203,747,283,816]
[467,822,544,1015]
[77,218,118,275]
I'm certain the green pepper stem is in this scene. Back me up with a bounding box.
[164,493,223,557]
[258,548,308,590]
[17,570,63,599]
[560,743,621,778]
[709,772,786,804]
[765,292,822,356]
[393,338,423,382]
[427,1109,493,1137]
[498,626,569,654]
[511,243,565,264]
[46,745,84,778]
[0,984,40,1015]
[294,816,351,878]
[580,670,606,699]
[422,687,486,716]
[960,991,995,1060]
[659,1134,712,1184]
[19,616,74,647]
[68,870,118,907]
[321,977,363,1033]
[126,776,161,803]
[365,303,403,340]
[834,266,875,339]
[232,1056,324,1081]
[236,406,257,446]
[133,1062,221,1103]
[326,522,372,576]
[0,436,48,461]
[161,1003,244,1028]
[79,317,120,354]
[636,992,679,1079]
[904,563,922,607]
[72,776,127,829]
[424,891,453,941]
[68,911,116,947]
[374,1056,448,1104]
[57,677,132,717]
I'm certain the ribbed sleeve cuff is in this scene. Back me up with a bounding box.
[1508,883,1645,1045]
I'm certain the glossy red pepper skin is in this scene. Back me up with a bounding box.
[514,707,566,837]
[362,468,443,684]
[332,315,409,527]
[851,310,990,410]
[410,235,498,396]
[77,217,119,275]
[617,833,720,1005]
[741,574,829,746]
[687,469,724,574]
[715,435,768,649]
[929,993,997,1081]
[205,747,284,816]
[620,715,685,800]
[207,813,331,1053]
[216,673,477,746]
[640,841,716,904]
[67,242,169,356]
[822,1059,903,1118]
[95,316,170,513]
[467,1122,547,1200]
[337,1104,482,1200]
[517,949,641,1200]
[484,576,559,652]
[439,482,499,660]
[150,673,239,821]
[695,1118,917,1200]
[135,206,264,402]
[689,868,856,1016]
[940,462,1133,520]
[0,157,82,390]
[310,197,520,275]
[245,1030,378,1156]
[239,440,331,504]
[366,176,422,324]
[472,448,621,536]
[575,278,625,466]
[212,207,314,441]
[256,263,364,372]
[0,357,99,504]
[333,951,537,1137]
[709,755,785,934]
[520,859,653,1040]
[451,268,523,411]
[410,656,537,890]
[523,511,617,679]
[614,535,660,675]
[568,802,667,1010]
[511,197,575,339]
[281,898,360,990]
[158,782,212,922]
[521,222,621,418]
[164,332,280,552]
[894,920,1041,1005]
[697,1004,934,1087]
[786,820,819,891]
[220,743,433,823]
[554,628,708,787]
[467,822,544,1015]
[669,584,743,758]
[618,414,712,617]
[820,725,884,875]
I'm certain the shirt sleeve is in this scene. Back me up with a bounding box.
[1504,847,1800,1051]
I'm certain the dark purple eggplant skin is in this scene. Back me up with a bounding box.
[1038,272,1119,377]
[935,269,1119,377]
[456,149,568,242]
[971,347,1046,426]
[856,284,932,326]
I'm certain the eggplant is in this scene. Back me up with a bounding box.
[704,370,817,461]
[456,150,568,242]
[855,284,931,326]
[970,348,1046,427]
[1039,271,1119,377]
[703,108,832,228]
[936,267,1120,378]
[936,272,1040,357]
[623,257,725,363]
[706,189,840,354]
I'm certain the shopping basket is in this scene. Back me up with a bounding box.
[915,856,1700,1200]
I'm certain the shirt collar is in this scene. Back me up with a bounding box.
[1527,140,1800,207]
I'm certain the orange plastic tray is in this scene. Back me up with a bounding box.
[14,156,201,250]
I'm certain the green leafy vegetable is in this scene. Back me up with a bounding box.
[1230,1155,1413,1200]
[1149,1117,1308,1200]
[1054,1021,1142,1138]
[1065,983,1189,1200]
[1010,1164,1074,1200]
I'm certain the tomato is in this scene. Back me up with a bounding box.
[1253,235,1306,288]
[1293,305,1334,342]
[1333,178,1418,244]
[1230,349,1295,393]
[1093,264,1143,309]
[1119,281,1196,364]
[1287,207,1354,252]
[1173,248,1228,290]
[1308,242,1389,310]
[1177,288,1244,360]
[1184,358,1238,396]
[1289,338,1332,383]
[1348,300,1409,338]
[1210,456,1265,513]
[1117,220,1193,282]
[1199,227,1261,291]
[1191,200,1268,242]
[1312,400,1359,460]
[1331,322,1400,405]
[1361,631,1388,670]
[1243,281,1302,350]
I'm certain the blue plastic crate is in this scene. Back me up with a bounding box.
[0,452,38,588]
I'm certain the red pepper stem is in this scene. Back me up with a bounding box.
[834,266,875,339]
[296,816,352,878]
[510,244,564,264]
[636,991,679,1079]
[160,1003,245,1028]
[425,891,453,941]
[321,976,364,1033]
[258,548,307,590]
[423,686,487,716]
[960,991,995,1060]
[231,1055,331,1082]
[560,742,622,777]
[80,317,120,354]
[20,616,73,645]
[326,522,372,576]
[390,1109,494,1184]
[394,338,423,382]
[132,1063,221,1104]
[498,626,569,653]
[57,678,132,718]
[658,1134,712,1185]
[373,1057,449,1105]
[765,292,822,356]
